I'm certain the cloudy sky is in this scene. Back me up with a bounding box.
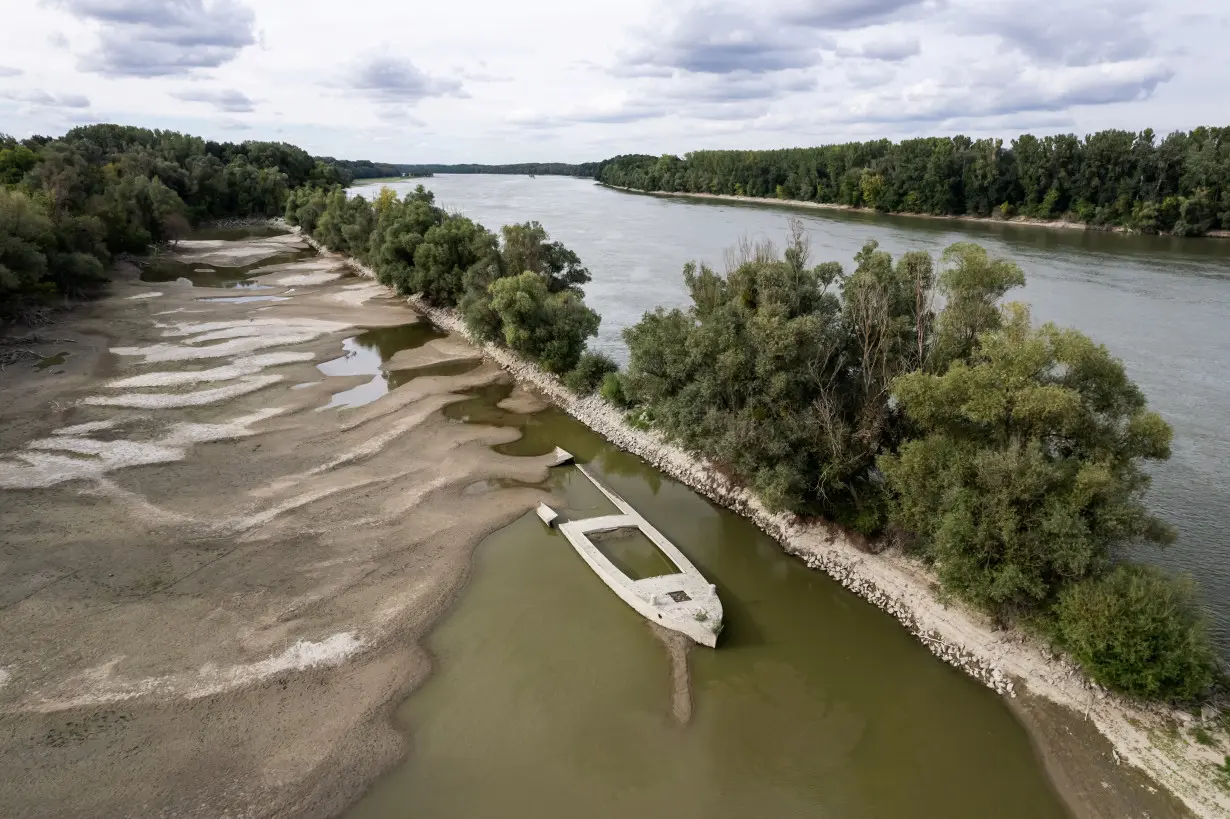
[2,0,1227,163]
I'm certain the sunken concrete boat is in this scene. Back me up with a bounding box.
[538,454,723,647]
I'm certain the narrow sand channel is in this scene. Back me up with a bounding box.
[0,232,1213,818]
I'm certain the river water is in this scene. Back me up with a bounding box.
[362,175,1230,653]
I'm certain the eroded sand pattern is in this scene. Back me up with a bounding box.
[0,235,557,818]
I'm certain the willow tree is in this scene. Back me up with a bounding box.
[880,304,1174,619]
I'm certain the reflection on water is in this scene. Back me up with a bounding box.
[35,351,69,370]
[317,322,468,409]
[196,295,290,303]
[345,383,1071,819]
[139,248,317,288]
[373,174,1230,654]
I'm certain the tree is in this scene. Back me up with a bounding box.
[500,221,591,292]
[879,304,1174,620]
[0,188,54,301]
[930,243,1025,370]
[1055,565,1217,700]
[412,215,498,306]
[488,271,600,373]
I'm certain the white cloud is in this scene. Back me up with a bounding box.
[0,0,1224,161]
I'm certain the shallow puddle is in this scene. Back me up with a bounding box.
[345,383,1073,819]
[196,295,291,304]
[139,247,317,288]
[317,323,450,409]
[186,225,291,241]
[35,351,70,370]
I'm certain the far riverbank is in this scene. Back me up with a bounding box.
[598,184,1230,239]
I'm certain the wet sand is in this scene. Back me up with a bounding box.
[0,242,555,817]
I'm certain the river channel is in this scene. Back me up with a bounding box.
[360,175,1230,654]
[345,383,1072,819]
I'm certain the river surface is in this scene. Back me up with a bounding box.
[345,383,1071,819]
[360,175,1230,653]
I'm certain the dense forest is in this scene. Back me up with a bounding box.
[595,127,1230,236]
[316,157,432,183]
[602,223,1218,701]
[1,124,347,315]
[395,162,599,177]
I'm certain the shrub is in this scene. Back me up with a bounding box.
[599,371,630,407]
[1055,565,1217,701]
[563,351,618,394]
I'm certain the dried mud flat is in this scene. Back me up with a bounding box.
[0,238,555,818]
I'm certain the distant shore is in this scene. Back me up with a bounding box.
[598,184,1230,239]
[349,175,432,186]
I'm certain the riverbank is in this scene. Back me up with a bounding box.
[299,231,1229,818]
[349,176,431,187]
[598,184,1230,239]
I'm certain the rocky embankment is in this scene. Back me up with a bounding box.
[300,228,1230,819]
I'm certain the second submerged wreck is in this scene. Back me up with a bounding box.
[538,454,723,647]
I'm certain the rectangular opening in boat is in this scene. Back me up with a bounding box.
[666,590,691,603]
[588,527,683,580]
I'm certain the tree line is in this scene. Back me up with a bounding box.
[317,157,433,183]
[284,184,601,376]
[587,223,1216,701]
[594,127,1230,236]
[395,162,599,177]
[1,124,348,316]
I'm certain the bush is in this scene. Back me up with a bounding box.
[563,351,618,394]
[599,371,630,407]
[1055,565,1217,701]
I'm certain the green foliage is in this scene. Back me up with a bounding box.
[499,221,591,292]
[595,127,1230,233]
[563,351,618,394]
[412,216,499,306]
[488,272,600,374]
[1055,565,1216,701]
[880,304,1174,619]
[599,371,630,407]
[930,242,1025,370]
[0,123,353,315]
[622,224,932,524]
[461,219,588,340]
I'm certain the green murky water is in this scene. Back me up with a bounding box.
[35,351,69,370]
[345,385,1071,819]
[316,322,478,409]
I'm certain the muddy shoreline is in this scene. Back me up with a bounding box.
[597,184,1230,239]
[300,235,1226,818]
